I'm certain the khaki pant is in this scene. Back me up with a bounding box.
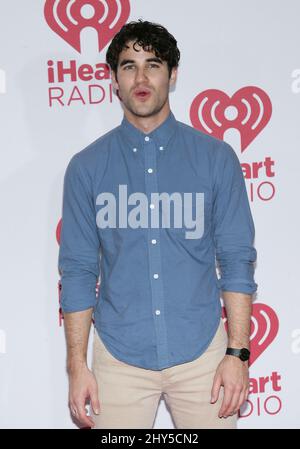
[90,318,237,429]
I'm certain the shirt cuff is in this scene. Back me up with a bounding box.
[218,278,258,295]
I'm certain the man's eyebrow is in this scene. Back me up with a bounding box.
[145,57,163,64]
[119,57,163,67]
[119,59,135,67]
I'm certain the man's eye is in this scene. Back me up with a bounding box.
[124,65,134,70]
[149,64,159,68]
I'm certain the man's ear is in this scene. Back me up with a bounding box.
[169,67,178,87]
[111,70,119,91]
[111,70,122,100]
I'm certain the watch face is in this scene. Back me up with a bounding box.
[240,348,250,361]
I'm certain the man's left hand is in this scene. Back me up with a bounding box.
[210,355,249,418]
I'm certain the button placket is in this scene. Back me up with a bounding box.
[144,137,169,368]
[127,134,147,170]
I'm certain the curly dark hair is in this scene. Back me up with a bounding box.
[106,19,180,78]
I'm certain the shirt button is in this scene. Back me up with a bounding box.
[147,168,153,173]
[155,310,161,315]
[159,146,164,150]
[153,273,159,279]
[149,203,155,209]
[145,136,150,142]
[133,148,137,152]
[151,239,157,244]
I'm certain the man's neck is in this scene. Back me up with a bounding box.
[123,104,171,134]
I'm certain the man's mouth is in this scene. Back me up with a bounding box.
[133,89,151,100]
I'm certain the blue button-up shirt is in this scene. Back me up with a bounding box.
[58,110,257,370]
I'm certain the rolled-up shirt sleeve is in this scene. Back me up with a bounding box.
[212,141,258,295]
[58,154,100,313]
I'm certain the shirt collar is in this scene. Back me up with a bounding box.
[119,110,177,151]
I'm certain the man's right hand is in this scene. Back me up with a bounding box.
[68,364,100,428]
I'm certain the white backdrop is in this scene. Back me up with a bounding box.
[0,0,300,429]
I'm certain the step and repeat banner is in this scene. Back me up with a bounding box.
[0,0,299,429]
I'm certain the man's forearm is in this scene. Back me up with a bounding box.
[222,291,252,349]
[63,307,94,373]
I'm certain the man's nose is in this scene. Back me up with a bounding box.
[135,67,148,83]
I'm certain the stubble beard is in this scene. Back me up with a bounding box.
[121,90,169,119]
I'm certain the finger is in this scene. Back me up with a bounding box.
[69,402,78,416]
[228,389,247,417]
[210,375,222,403]
[238,388,249,411]
[90,388,101,415]
[223,389,242,417]
[218,385,233,418]
[70,406,77,416]
[75,402,95,428]
[227,386,249,417]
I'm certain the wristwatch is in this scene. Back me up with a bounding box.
[226,347,250,362]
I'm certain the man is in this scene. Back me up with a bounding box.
[58,19,257,429]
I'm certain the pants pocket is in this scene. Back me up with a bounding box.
[206,319,228,352]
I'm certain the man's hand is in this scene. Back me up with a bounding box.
[68,364,101,428]
[210,355,249,418]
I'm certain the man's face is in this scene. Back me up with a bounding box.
[111,40,177,118]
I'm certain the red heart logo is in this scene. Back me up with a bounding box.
[222,303,279,366]
[190,87,272,152]
[56,218,62,245]
[44,0,130,53]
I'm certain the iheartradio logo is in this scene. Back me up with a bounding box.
[44,0,130,53]
[190,87,272,152]
[222,303,279,366]
[56,218,62,245]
